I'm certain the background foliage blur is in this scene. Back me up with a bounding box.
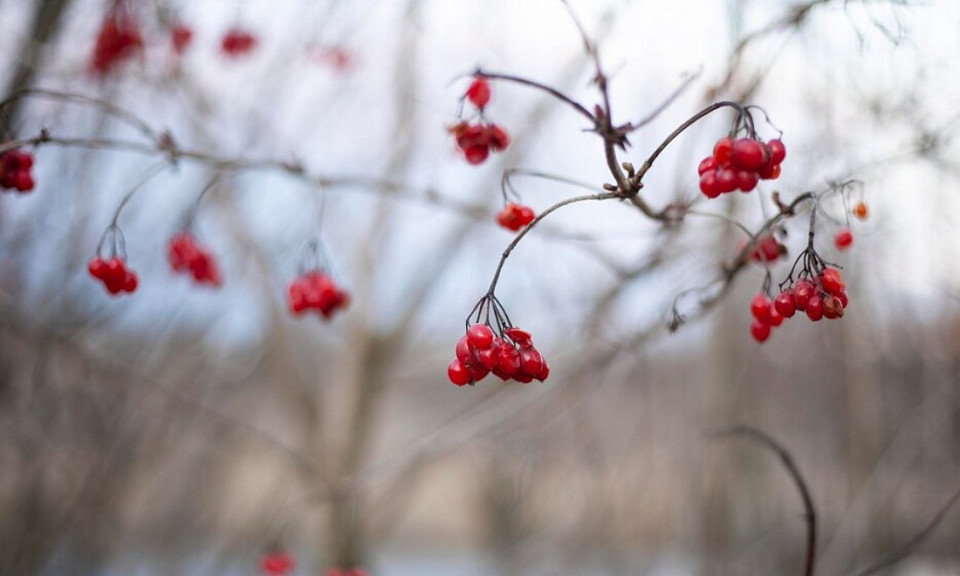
[2,0,960,574]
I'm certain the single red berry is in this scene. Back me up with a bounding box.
[716,168,738,194]
[750,293,772,323]
[465,358,490,382]
[836,290,849,308]
[504,327,532,345]
[759,163,781,180]
[463,144,489,165]
[767,306,784,327]
[122,271,138,293]
[88,257,107,279]
[455,335,476,364]
[467,324,494,350]
[513,371,534,384]
[834,228,853,250]
[792,279,815,311]
[805,295,824,321]
[774,291,797,318]
[519,346,544,376]
[699,171,722,198]
[697,156,717,175]
[476,339,501,370]
[736,170,758,192]
[497,343,521,376]
[221,28,257,57]
[260,551,295,575]
[448,358,472,386]
[713,137,733,166]
[822,294,844,319]
[171,24,193,55]
[487,124,510,152]
[766,139,786,165]
[750,319,771,342]
[820,267,845,295]
[731,138,766,170]
[517,205,535,226]
[535,357,550,382]
[466,77,491,109]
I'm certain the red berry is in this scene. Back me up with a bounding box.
[517,205,535,226]
[759,163,781,180]
[467,324,494,350]
[836,290,849,308]
[122,271,138,293]
[519,346,544,376]
[716,168,738,194]
[171,24,193,55]
[767,306,784,327]
[822,294,844,319]
[820,267,845,295]
[221,28,257,57]
[504,327,532,345]
[535,357,550,382]
[792,280,815,310]
[834,228,853,250]
[697,156,717,175]
[466,77,491,109]
[750,293,772,323]
[448,358,472,386]
[455,335,475,364]
[774,291,797,318]
[805,295,824,321]
[487,124,510,152]
[766,139,786,165]
[463,145,489,165]
[699,171,722,198]
[750,319,771,342]
[731,138,766,170]
[497,343,521,376]
[88,257,107,279]
[90,10,144,75]
[736,170,758,192]
[260,551,295,575]
[14,171,34,192]
[476,339,501,370]
[713,137,733,166]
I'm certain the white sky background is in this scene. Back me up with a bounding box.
[0,0,958,351]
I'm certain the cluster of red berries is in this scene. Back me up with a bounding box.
[168,233,222,286]
[698,137,786,198]
[0,148,35,193]
[325,568,368,576]
[448,324,549,386]
[90,8,144,75]
[449,77,510,165]
[288,271,350,319]
[750,267,848,342]
[88,256,139,296]
[496,202,535,231]
[260,550,295,576]
[221,28,258,57]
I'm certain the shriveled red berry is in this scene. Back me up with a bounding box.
[466,77,491,109]
[750,293,772,323]
[750,319,771,342]
[820,267,845,295]
[467,324,494,350]
[836,290,849,308]
[822,294,844,319]
[497,344,521,376]
[487,124,510,152]
[805,295,824,321]
[774,291,797,318]
[834,229,853,250]
[504,327,532,345]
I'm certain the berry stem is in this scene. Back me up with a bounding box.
[109,161,169,228]
[486,191,618,295]
[472,69,596,125]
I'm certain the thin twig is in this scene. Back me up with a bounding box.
[717,425,817,576]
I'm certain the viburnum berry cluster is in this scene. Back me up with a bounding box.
[697,108,786,199]
[90,2,144,75]
[448,295,549,386]
[259,549,295,576]
[88,225,138,295]
[496,202,535,232]
[288,271,350,319]
[168,232,222,286]
[448,77,511,165]
[750,246,849,342]
[0,147,35,193]
[221,27,258,57]
[88,256,139,296]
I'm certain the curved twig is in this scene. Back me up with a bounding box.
[717,425,817,576]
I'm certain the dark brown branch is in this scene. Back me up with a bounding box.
[473,69,596,125]
[718,425,817,576]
